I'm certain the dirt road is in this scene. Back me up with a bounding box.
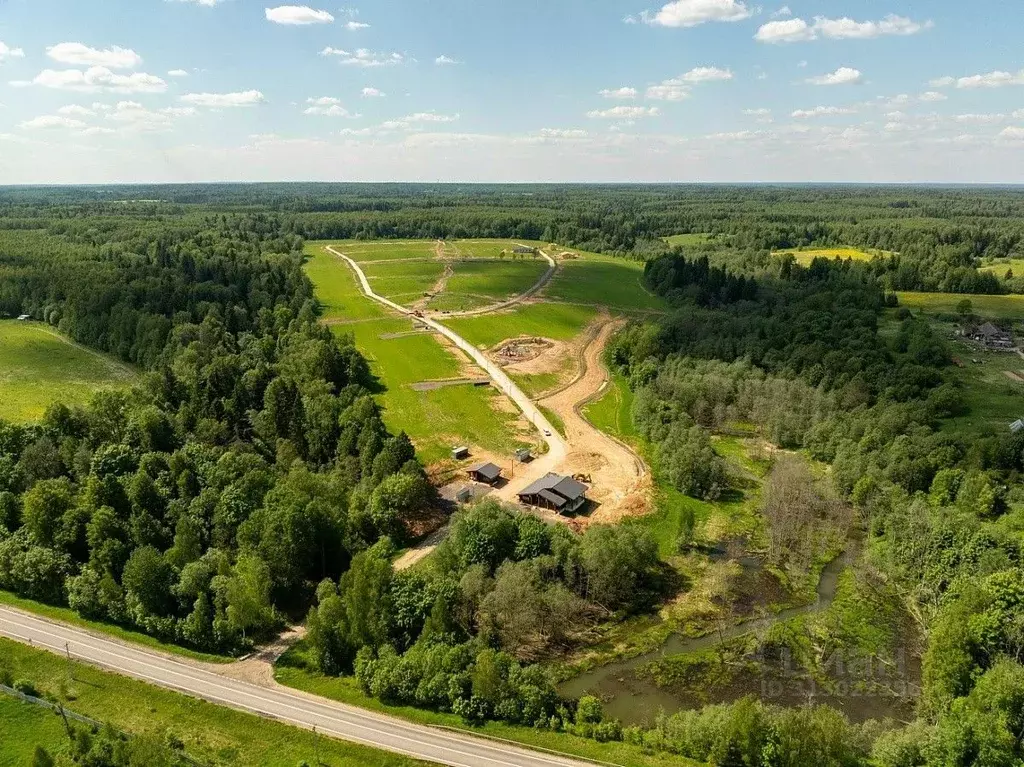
[538,319,650,524]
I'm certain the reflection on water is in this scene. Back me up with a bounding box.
[559,549,919,725]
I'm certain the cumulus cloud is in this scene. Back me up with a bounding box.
[680,66,733,83]
[46,43,142,69]
[378,112,460,131]
[806,67,862,86]
[538,128,589,139]
[756,14,930,43]
[20,115,89,130]
[12,67,167,93]
[320,48,404,67]
[791,105,857,118]
[645,80,690,101]
[435,55,461,65]
[345,21,370,30]
[771,5,792,17]
[168,69,189,77]
[643,0,752,28]
[919,91,947,102]
[0,42,25,63]
[998,126,1024,142]
[265,5,334,25]
[599,87,637,99]
[361,87,385,97]
[106,100,197,130]
[743,108,773,123]
[57,104,96,116]
[180,90,265,107]
[304,96,359,117]
[954,70,1024,89]
[587,105,661,118]
[954,113,1006,125]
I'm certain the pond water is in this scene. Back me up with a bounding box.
[559,549,919,725]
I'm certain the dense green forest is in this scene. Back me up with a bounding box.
[4,184,1024,766]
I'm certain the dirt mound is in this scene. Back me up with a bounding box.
[493,337,553,364]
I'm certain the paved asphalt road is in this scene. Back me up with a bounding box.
[326,245,569,474]
[0,606,600,767]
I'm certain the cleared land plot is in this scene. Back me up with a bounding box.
[0,322,136,423]
[446,303,599,348]
[898,291,1024,319]
[979,258,1024,276]
[304,245,389,321]
[664,233,714,247]
[444,260,548,299]
[543,253,666,312]
[334,240,438,263]
[362,260,447,302]
[333,323,530,463]
[449,239,549,259]
[775,247,882,265]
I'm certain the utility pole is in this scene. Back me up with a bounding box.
[65,642,73,682]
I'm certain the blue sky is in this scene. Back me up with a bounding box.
[0,0,1022,183]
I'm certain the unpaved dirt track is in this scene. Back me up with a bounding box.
[539,319,650,524]
[0,606,598,767]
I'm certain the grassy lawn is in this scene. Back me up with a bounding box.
[978,257,1024,277]
[330,240,438,262]
[362,260,447,303]
[774,246,883,265]
[0,590,232,664]
[445,260,548,300]
[898,291,1024,319]
[664,233,714,247]
[0,639,426,767]
[448,239,550,259]
[446,303,599,348]
[510,371,562,398]
[0,695,71,766]
[583,370,637,441]
[539,405,566,439]
[0,321,136,424]
[275,642,695,767]
[543,253,666,312]
[304,245,390,322]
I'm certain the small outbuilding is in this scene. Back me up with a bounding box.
[16,314,30,321]
[517,472,588,514]
[452,446,470,460]
[468,462,502,485]
[1011,419,1024,434]
[515,448,533,463]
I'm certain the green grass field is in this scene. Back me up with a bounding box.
[446,303,599,348]
[334,240,438,262]
[542,253,666,312]
[664,233,714,247]
[0,695,70,766]
[774,247,881,265]
[0,321,136,424]
[897,291,1024,319]
[362,260,447,302]
[0,638,427,767]
[304,245,390,322]
[979,258,1024,277]
[448,239,549,259]
[583,370,637,442]
[445,260,548,300]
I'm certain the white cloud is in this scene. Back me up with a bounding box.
[771,5,791,18]
[919,91,947,102]
[587,105,661,119]
[361,87,385,97]
[756,14,931,43]
[46,43,142,70]
[435,55,461,66]
[304,96,359,117]
[321,48,404,67]
[12,67,167,93]
[643,0,752,28]
[599,87,637,99]
[680,66,733,83]
[20,115,88,130]
[538,128,589,139]
[645,80,690,101]
[345,21,370,30]
[180,90,265,107]
[1014,110,1024,120]
[378,112,460,131]
[168,69,189,77]
[0,42,25,63]
[791,105,857,118]
[57,104,95,116]
[929,76,955,88]
[954,113,1006,125]
[807,67,862,86]
[755,18,815,43]
[955,71,1024,89]
[743,107,773,123]
[998,126,1024,142]
[265,5,334,24]
[106,100,197,130]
